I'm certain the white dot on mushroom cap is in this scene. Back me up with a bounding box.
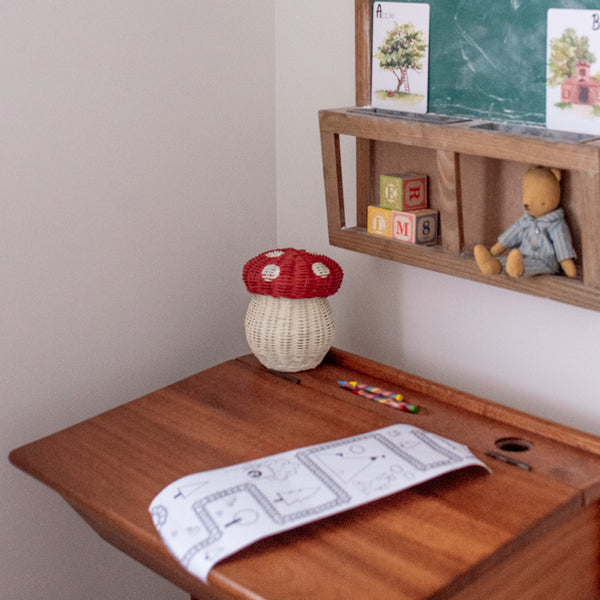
[265,250,285,258]
[262,264,281,281]
[312,262,330,278]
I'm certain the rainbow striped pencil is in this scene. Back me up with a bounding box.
[337,381,419,413]
[339,381,403,400]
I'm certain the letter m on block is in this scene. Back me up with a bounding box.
[392,212,414,242]
[395,220,409,237]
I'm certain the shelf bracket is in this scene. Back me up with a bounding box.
[320,129,345,233]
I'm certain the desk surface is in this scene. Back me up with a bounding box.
[9,349,600,600]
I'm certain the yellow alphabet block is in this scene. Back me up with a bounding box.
[367,205,392,237]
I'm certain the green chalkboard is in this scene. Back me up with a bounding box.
[381,0,600,124]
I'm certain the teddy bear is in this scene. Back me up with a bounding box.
[473,166,577,278]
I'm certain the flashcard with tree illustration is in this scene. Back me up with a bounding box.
[547,9,600,135]
[371,2,430,113]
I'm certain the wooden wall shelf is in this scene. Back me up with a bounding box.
[319,0,600,312]
[319,107,600,311]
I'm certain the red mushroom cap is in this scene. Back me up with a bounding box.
[243,248,343,299]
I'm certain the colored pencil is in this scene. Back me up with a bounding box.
[337,381,419,413]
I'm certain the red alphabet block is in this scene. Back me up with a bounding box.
[391,209,438,245]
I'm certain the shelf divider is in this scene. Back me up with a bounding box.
[436,150,463,255]
[580,167,600,290]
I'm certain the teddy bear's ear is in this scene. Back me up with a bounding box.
[549,167,562,183]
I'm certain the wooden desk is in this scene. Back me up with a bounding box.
[9,349,600,600]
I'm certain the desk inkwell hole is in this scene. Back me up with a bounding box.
[486,438,534,470]
[494,437,533,452]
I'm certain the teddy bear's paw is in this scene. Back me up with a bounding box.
[474,245,502,275]
[506,249,525,278]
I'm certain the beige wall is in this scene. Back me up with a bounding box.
[4,1,600,598]
[3,2,275,598]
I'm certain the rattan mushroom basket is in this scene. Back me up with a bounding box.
[242,248,343,372]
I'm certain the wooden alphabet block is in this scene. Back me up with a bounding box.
[392,209,438,245]
[367,205,392,237]
[380,174,428,211]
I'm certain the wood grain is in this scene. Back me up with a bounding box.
[580,167,600,290]
[319,108,600,312]
[9,350,600,599]
[320,129,345,231]
[450,502,600,600]
[435,150,462,254]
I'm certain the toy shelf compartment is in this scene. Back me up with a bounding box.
[319,106,600,312]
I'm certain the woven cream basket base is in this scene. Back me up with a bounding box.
[244,294,335,372]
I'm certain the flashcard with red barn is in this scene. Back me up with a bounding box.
[547,9,600,135]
